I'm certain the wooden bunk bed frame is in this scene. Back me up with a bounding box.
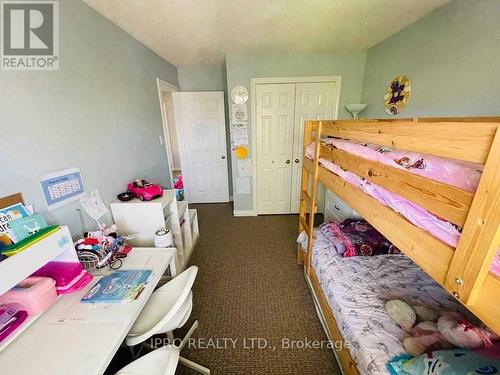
[297,117,500,375]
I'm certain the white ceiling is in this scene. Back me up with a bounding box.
[83,0,449,67]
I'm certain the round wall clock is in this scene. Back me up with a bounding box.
[231,85,249,105]
[384,75,411,115]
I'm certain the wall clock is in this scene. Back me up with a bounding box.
[384,75,411,115]
[231,85,249,105]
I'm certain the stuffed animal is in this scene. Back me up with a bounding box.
[385,299,498,356]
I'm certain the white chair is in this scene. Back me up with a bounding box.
[116,345,179,375]
[126,265,210,375]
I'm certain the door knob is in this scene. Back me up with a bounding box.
[286,159,290,164]
[221,155,226,159]
[295,159,299,163]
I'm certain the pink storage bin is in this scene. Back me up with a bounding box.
[0,277,57,315]
[32,261,93,295]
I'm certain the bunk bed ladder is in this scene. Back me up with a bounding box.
[298,121,322,276]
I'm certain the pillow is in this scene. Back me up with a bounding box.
[318,222,346,255]
[386,349,500,375]
[322,219,400,257]
[297,226,342,257]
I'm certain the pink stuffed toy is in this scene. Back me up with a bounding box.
[385,300,498,356]
[438,312,497,349]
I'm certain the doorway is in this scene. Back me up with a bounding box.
[157,78,180,185]
[252,76,341,215]
[157,79,230,203]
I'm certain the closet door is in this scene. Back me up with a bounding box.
[290,82,339,213]
[256,84,296,214]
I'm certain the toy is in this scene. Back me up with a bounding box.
[385,299,498,356]
[127,180,163,201]
[116,192,134,202]
[75,224,131,274]
[173,175,184,201]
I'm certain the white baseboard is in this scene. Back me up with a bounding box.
[233,209,257,217]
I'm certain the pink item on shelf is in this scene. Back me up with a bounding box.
[0,277,57,315]
[32,261,93,295]
[0,303,28,343]
[173,175,184,189]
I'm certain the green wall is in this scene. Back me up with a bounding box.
[178,65,227,92]
[0,0,178,236]
[226,51,367,211]
[361,0,500,118]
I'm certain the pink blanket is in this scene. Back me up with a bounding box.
[319,138,482,192]
[305,139,500,276]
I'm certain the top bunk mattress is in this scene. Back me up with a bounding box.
[311,233,471,375]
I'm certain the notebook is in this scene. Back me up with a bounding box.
[81,270,153,303]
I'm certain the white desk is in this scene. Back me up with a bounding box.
[0,247,175,375]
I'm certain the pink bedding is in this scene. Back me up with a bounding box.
[318,138,482,192]
[305,138,500,276]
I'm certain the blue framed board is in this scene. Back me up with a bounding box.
[40,168,85,210]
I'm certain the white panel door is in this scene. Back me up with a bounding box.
[173,92,229,203]
[290,82,339,213]
[256,84,296,214]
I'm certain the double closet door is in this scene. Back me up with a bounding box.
[256,81,339,214]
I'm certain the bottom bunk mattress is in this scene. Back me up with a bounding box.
[311,231,470,375]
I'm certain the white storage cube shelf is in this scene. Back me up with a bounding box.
[0,226,78,351]
[110,190,199,272]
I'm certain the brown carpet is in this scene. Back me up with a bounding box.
[106,203,340,375]
[176,203,340,375]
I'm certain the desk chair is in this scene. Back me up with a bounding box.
[116,345,179,375]
[126,265,210,375]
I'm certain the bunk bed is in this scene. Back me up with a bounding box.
[297,117,500,375]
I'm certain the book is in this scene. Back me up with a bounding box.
[1,225,60,256]
[0,203,29,242]
[9,213,48,242]
[0,225,60,257]
[81,270,153,303]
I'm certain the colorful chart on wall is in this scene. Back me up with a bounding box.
[384,75,411,115]
[40,168,85,210]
